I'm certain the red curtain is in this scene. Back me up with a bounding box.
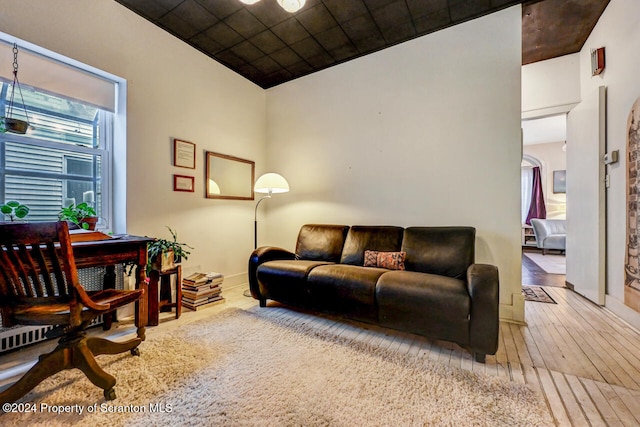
[525,166,546,225]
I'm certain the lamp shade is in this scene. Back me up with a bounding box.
[277,0,306,13]
[254,173,290,194]
[239,0,261,4]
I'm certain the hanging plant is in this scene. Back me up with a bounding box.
[3,43,31,135]
[3,117,29,134]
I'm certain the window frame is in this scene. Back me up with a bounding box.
[0,32,122,231]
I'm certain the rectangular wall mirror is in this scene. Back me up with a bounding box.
[205,151,255,200]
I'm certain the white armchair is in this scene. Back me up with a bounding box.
[530,219,566,255]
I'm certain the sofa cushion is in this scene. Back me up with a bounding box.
[364,250,406,270]
[340,226,404,266]
[307,264,386,322]
[295,224,349,262]
[401,227,475,279]
[376,270,470,345]
[257,260,332,306]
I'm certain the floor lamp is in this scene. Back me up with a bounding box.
[244,172,290,298]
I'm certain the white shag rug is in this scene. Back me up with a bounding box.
[1,308,552,426]
[524,252,566,275]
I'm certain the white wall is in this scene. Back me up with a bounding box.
[0,0,267,282]
[522,53,581,119]
[265,7,524,322]
[574,0,640,326]
[0,1,527,323]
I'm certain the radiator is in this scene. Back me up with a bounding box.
[0,325,54,352]
[0,265,125,354]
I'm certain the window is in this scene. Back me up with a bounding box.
[0,35,120,228]
[0,83,111,223]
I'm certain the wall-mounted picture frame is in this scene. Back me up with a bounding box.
[173,174,195,192]
[173,139,196,169]
[553,170,566,194]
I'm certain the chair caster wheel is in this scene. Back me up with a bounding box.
[104,388,116,400]
[131,347,140,356]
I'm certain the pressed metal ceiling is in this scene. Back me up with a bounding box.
[114,0,610,89]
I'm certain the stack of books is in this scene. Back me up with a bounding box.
[181,272,224,311]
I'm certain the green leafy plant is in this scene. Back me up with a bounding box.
[58,202,97,230]
[147,226,193,274]
[1,200,30,222]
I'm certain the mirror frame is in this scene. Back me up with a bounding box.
[205,151,255,200]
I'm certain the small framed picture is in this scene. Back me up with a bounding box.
[553,170,566,194]
[173,174,194,192]
[173,139,196,169]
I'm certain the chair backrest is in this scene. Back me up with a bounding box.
[0,221,79,311]
[530,218,566,244]
[543,219,566,235]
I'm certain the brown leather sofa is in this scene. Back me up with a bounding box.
[248,224,499,362]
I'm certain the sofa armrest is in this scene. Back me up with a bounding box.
[248,246,296,300]
[466,264,499,357]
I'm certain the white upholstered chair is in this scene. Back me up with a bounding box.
[530,218,566,255]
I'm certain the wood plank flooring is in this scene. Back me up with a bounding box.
[522,247,567,287]
[2,260,640,426]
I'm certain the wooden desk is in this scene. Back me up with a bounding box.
[70,234,153,339]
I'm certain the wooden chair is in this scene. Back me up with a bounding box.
[0,221,145,403]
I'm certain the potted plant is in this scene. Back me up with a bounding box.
[147,226,193,274]
[1,200,30,222]
[58,202,98,230]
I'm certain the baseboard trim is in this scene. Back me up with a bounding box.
[604,294,640,332]
[223,272,248,289]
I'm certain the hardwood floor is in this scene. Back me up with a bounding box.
[522,247,567,287]
[2,263,640,426]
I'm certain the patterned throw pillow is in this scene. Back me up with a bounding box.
[364,250,379,267]
[363,250,406,270]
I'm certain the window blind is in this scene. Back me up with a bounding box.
[0,40,116,112]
